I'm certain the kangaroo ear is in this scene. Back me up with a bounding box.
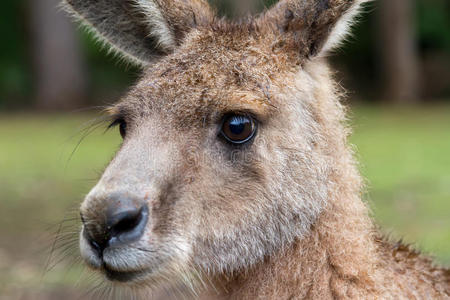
[63,0,214,66]
[262,0,370,58]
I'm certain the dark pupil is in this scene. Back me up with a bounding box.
[229,116,247,135]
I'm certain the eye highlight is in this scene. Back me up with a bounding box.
[220,114,256,144]
[108,118,127,139]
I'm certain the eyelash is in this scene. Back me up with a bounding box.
[108,118,122,129]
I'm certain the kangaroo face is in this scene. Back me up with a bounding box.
[65,0,368,288]
[80,30,328,284]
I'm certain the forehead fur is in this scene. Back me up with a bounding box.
[114,24,303,122]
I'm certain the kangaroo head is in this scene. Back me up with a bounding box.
[66,0,368,288]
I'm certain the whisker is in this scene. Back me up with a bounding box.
[64,118,111,169]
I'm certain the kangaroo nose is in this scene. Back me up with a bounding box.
[83,199,149,253]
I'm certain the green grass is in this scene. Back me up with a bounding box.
[350,105,450,264]
[0,114,122,297]
[0,114,121,233]
[0,105,449,295]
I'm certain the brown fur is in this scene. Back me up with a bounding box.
[64,0,449,298]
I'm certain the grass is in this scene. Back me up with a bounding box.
[0,105,449,296]
[350,105,450,263]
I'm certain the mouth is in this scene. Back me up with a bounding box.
[80,228,152,283]
[103,264,150,283]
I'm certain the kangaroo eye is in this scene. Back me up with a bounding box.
[119,121,127,138]
[221,114,256,144]
[108,118,127,139]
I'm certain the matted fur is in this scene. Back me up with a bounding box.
[64,0,450,298]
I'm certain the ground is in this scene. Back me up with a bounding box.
[0,105,449,298]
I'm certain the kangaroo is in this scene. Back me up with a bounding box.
[63,0,449,298]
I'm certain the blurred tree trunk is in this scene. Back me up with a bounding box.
[28,0,86,110]
[377,0,420,104]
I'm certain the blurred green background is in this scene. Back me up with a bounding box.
[0,0,449,299]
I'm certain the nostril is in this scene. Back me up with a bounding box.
[81,199,149,253]
[82,226,105,256]
[106,204,149,247]
[109,207,143,234]
[90,239,103,256]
